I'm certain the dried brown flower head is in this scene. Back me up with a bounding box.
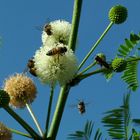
[0,122,12,140]
[3,73,37,108]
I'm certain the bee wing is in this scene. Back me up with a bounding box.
[84,102,92,106]
[22,66,28,74]
[35,25,43,31]
[68,104,77,108]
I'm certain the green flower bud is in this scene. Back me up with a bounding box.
[109,5,128,24]
[96,53,106,62]
[0,90,10,107]
[111,58,127,72]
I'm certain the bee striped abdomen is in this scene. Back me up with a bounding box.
[46,50,55,56]
[27,59,37,77]
[46,47,67,56]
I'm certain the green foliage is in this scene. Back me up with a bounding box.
[117,33,140,58]
[111,57,127,72]
[103,33,140,84]
[102,93,131,139]
[103,68,114,80]
[116,33,140,91]
[93,128,105,140]
[131,129,140,140]
[121,57,139,91]
[68,120,93,140]
[68,120,105,140]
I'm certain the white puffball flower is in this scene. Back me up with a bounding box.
[42,20,71,46]
[34,43,78,86]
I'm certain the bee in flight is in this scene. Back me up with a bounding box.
[95,55,110,69]
[77,100,86,114]
[46,46,67,62]
[70,99,90,115]
[23,58,37,77]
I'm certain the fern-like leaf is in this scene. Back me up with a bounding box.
[68,120,93,140]
[103,68,114,81]
[68,121,106,140]
[132,128,140,140]
[121,57,139,91]
[102,94,131,139]
[117,33,140,57]
[93,128,104,140]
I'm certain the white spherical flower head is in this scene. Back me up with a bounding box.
[34,43,78,86]
[42,20,71,46]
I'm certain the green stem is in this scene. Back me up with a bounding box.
[10,128,32,138]
[78,68,106,80]
[44,86,54,138]
[68,0,83,51]
[3,106,42,139]
[78,22,114,71]
[26,103,44,137]
[78,61,97,75]
[47,85,70,139]
[47,0,82,139]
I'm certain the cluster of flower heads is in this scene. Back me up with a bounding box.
[33,20,78,86]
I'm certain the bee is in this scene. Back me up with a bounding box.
[46,46,67,62]
[95,55,110,69]
[77,101,86,114]
[26,59,37,77]
[70,100,90,115]
[44,24,52,35]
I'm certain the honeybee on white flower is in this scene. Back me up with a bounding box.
[46,46,67,62]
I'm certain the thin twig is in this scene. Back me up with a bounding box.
[26,103,44,137]
[78,22,114,71]
[10,128,32,138]
[44,86,54,138]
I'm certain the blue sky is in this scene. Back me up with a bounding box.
[0,0,140,140]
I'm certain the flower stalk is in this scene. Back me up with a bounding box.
[78,61,97,75]
[44,86,54,138]
[47,1,83,139]
[26,103,44,137]
[47,85,70,139]
[78,22,114,71]
[10,128,32,138]
[68,0,83,52]
[3,106,42,139]
[78,68,106,80]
